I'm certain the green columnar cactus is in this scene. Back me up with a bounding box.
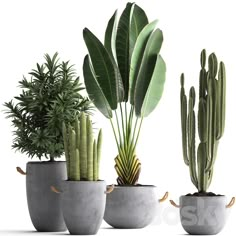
[180,49,226,193]
[63,112,102,181]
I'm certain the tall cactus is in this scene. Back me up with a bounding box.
[63,112,103,181]
[180,49,226,193]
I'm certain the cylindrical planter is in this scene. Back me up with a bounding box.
[61,180,106,235]
[18,161,67,232]
[180,196,228,235]
[104,185,168,229]
[170,195,235,235]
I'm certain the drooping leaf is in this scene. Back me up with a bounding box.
[129,3,149,59]
[140,55,166,117]
[116,2,133,101]
[83,28,119,110]
[134,28,164,116]
[83,55,112,118]
[129,20,158,105]
[104,11,124,102]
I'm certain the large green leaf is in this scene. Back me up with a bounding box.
[83,28,118,110]
[83,55,112,118]
[134,28,164,116]
[116,3,133,102]
[116,3,149,102]
[104,10,118,62]
[104,10,124,102]
[129,20,158,105]
[129,3,149,61]
[140,55,166,117]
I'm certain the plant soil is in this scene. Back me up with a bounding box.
[186,192,223,197]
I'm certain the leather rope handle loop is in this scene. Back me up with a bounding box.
[105,184,114,194]
[16,167,26,175]
[226,197,235,208]
[50,186,62,194]
[170,199,180,208]
[159,192,169,203]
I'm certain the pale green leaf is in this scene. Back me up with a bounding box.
[141,55,166,117]
[134,28,164,116]
[129,20,158,105]
[129,3,149,60]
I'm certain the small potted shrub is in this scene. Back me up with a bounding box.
[83,2,168,229]
[4,53,92,232]
[170,49,235,235]
[52,112,113,235]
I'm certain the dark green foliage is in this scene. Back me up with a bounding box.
[4,53,92,160]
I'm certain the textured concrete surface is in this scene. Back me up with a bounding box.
[62,180,106,235]
[26,161,67,232]
[104,186,159,228]
[180,195,227,235]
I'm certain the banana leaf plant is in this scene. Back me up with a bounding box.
[83,2,166,185]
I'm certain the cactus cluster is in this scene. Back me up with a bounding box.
[180,49,226,193]
[63,112,102,181]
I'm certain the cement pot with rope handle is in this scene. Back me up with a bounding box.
[170,195,235,235]
[104,185,168,229]
[51,182,114,235]
[17,161,67,232]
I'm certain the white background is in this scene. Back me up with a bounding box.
[0,0,236,235]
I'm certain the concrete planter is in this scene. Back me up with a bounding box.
[17,161,67,232]
[104,185,168,229]
[170,195,235,235]
[61,180,106,235]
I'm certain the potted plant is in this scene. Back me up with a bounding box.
[4,53,92,232]
[82,2,168,228]
[52,112,113,235]
[170,49,235,235]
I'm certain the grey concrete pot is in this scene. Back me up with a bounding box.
[61,180,106,235]
[17,161,67,232]
[104,185,168,229]
[170,195,235,235]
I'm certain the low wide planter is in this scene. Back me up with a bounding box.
[104,185,168,229]
[17,161,67,232]
[170,195,235,235]
[60,180,107,235]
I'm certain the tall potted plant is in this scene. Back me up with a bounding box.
[52,112,113,235]
[4,53,92,232]
[170,49,235,235]
[83,2,168,228]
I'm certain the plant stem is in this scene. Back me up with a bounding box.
[125,102,128,137]
[115,110,123,145]
[127,106,134,146]
[109,118,125,159]
[49,155,55,162]
[119,103,126,151]
[132,117,144,153]
[110,118,119,148]
[129,117,139,151]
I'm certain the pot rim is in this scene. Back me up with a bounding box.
[63,180,105,183]
[110,184,156,188]
[27,160,65,165]
[180,195,226,198]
